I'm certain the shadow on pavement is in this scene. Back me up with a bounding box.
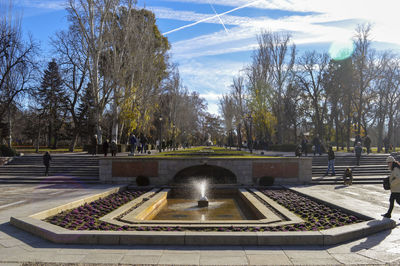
[350,219,393,252]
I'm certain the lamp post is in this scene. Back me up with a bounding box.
[158,115,163,152]
[183,130,186,149]
[247,114,253,154]
[172,123,176,151]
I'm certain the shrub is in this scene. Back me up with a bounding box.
[268,144,297,152]
[0,145,18,157]
[136,175,150,186]
[259,176,275,186]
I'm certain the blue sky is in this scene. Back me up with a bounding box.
[8,0,400,114]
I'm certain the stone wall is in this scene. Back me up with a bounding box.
[99,157,312,185]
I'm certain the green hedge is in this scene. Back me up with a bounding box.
[0,145,18,157]
[268,144,298,152]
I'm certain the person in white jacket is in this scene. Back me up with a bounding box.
[382,156,400,218]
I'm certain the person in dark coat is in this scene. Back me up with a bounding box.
[129,133,137,155]
[301,135,308,156]
[324,146,335,176]
[355,142,362,166]
[312,134,322,156]
[91,134,98,155]
[364,135,371,154]
[43,151,52,176]
[103,140,109,157]
[354,134,362,147]
[295,145,302,157]
[110,140,117,157]
[384,136,390,153]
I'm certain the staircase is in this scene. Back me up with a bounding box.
[311,153,397,185]
[0,154,99,184]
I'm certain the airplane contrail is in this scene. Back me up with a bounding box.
[208,1,229,33]
[163,0,263,35]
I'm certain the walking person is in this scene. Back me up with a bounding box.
[110,140,117,157]
[384,136,390,153]
[295,145,302,157]
[312,134,322,156]
[364,135,371,154]
[324,146,335,176]
[91,134,98,156]
[301,135,308,157]
[355,142,362,166]
[382,156,400,218]
[129,133,137,155]
[43,151,52,176]
[103,139,109,157]
[354,134,362,147]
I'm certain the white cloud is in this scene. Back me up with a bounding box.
[160,0,400,52]
[178,59,245,99]
[200,92,222,101]
[150,6,252,26]
[15,0,66,10]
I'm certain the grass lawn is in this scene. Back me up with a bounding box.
[14,147,83,153]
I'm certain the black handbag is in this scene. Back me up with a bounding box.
[383,176,391,190]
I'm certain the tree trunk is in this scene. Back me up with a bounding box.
[7,107,12,147]
[69,130,79,152]
[237,124,242,150]
[111,93,118,143]
[346,114,351,151]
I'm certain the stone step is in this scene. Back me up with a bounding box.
[0,154,100,180]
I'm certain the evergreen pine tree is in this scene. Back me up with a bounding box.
[37,59,66,148]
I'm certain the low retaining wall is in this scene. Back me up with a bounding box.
[99,157,312,185]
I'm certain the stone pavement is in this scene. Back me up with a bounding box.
[1,183,400,265]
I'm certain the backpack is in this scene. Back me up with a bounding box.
[383,176,391,190]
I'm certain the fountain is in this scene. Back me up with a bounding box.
[197,181,209,207]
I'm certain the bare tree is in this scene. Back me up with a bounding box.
[352,24,380,135]
[296,51,330,140]
[219,94,235,146]
[0,3,38,146]
[67,0,120,143]
[51,27,89,151]
[250,31,295,143]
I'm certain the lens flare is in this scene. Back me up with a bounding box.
[329,39,355,61]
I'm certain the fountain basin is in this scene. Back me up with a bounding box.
[9,185,397,246]
[111,188,302,226]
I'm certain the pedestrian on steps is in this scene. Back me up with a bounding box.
[324,146,335,176]
[355,142,362,166]
[382,156,400,218]
[43,151,52,176]
[110,140,117,157]
[103,139,109,157]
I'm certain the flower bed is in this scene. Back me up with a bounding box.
[45,188,365,232]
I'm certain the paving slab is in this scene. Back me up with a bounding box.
[158,253,200,265]
[243,246,284,255]
[199,255,248,265]
[358,249,400,263]
[247,254,292,265]
[330,253,382,265]
[120,254,161,265]
[289,257,341,265]
[78,253,124,264]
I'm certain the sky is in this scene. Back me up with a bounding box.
[7,0,400,115]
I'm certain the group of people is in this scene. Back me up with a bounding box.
[295,134,324,157]
[129,133,149,155]
[102,139,118,157]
